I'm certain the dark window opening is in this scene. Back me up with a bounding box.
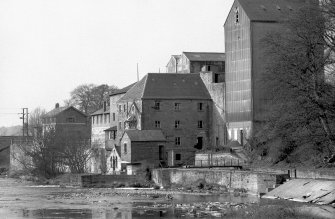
[175,137,181,146]
[198,120,203,129]
[175,120,180,129]
[235,7,239,23]
[154,101,160,110]
[155,121,161,128]
[159,145,164,160]
[207,65,211,71]
[66,117,75,123]
[194,137,203,150]
[176,154,181,161]
[113,113,115,121]
[124,143,127,154]
[214,74,219,83]
[197,102,203,111]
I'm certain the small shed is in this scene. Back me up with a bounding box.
[120,130,166,175]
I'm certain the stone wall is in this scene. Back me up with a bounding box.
[152,168,286,195]
[81,174,142,188]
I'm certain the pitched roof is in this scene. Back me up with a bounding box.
[104,126,117,131]
[183,52,225,62]
[110,82,136,96]
[125,130,166,142]
[118,73,211,102]
[118,75,148,102]
[91,106,110,116]
[236,0,310,22]
[43,106,87,118]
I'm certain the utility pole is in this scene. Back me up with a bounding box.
[137,63,139,82]
[19,108,29,136]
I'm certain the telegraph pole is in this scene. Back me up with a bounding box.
[19,108,29,136]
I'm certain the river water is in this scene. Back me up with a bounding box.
[0,178,333,219]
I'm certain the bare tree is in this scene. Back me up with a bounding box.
[28,107,46,137]
[252,2,335,164]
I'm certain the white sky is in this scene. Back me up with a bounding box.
[0,0,234,126]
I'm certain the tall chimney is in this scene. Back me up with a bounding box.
[55,103,59,109]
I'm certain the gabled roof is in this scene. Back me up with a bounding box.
[91,106,110,116]
[118,75,148,102]
[43,106,87,118]
[118,73,211,102]
[183,52,225,62]
[166,55,182,67]
[235,0,310,22]
[124,130,166,142]
[110,82,136,96]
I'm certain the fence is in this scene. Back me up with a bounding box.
[194,158,245,168]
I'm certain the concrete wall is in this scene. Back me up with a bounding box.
[152,168,283,195]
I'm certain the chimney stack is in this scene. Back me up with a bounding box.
[55,103,59,109]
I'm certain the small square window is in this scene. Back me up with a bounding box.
[154,101,160,110]
[176,154,181,161]
[66,117,75,123]
[174,103,180,111]
[175,137,181,146]
[175,120,180,129]
[197,103,203,111]
[198,120,203,129]
[155,121,161,128]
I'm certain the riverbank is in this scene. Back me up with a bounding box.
[0,177,334,218]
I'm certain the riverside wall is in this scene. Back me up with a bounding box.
[152,168,288,195]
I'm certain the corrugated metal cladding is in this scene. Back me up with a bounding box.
[225,2,252,123]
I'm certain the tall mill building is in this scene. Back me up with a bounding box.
[224,0,314,142]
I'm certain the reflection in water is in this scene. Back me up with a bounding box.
[8,193,319,219]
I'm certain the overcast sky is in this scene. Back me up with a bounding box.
[0,0,234,127]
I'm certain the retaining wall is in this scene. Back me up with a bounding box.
[250,167,335,180]
[81,174,143,188]
[152,168,287,195]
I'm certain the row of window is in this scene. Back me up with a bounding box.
[155,120,203,129]
[43,117,76,123]
[153,102,204,111]
[92,113,116,125]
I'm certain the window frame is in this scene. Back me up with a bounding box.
[198,120,203,129]
[175,137,181,146]
[175,120,180,129]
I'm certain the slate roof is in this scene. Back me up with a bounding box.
[110,82,136,96]
[118,73,211,102]
[91,106,110,116]
[104,126,117,131]
[43,106,87,118]
[125,130,166,142]
[236,0,309,22]
[183,52,225,62]
[43,107,67,118]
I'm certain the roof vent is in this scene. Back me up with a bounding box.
[276,5,281,10]
[55,103,59,109]
[260,5,266,10]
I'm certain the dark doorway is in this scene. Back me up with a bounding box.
[159,145,164,160]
